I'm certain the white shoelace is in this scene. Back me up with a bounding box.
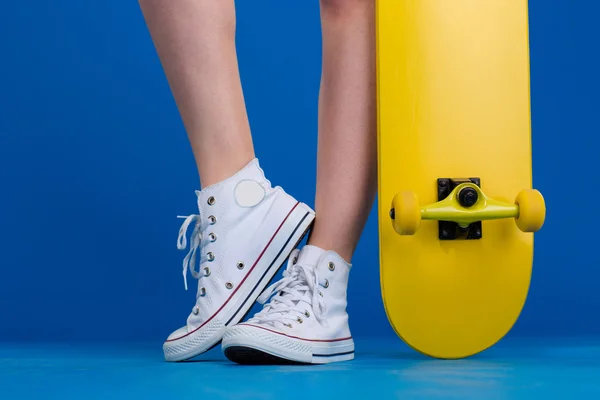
[177,213,204,291]
[251,253,327,326]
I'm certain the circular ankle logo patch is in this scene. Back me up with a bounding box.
[234,180,265,207]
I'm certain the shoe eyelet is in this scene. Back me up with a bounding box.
[203,267,211,277]
[207,196,216,206]
[225,282,234,290]
[328,262,335,271]
[323,279,329,289]
[207,252,215,262]
[208,233,217,242]
[208,215,217,225]
[297,317,303,324]
[304,311,310,318]
[193,306,200,315]
[319,291,323,297]
[292,256,298,265]
[237,262,245,270]
[199,287,206,297]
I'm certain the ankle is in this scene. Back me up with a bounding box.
[305,238,353,264]
[196,153,255,188]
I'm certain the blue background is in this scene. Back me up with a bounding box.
[0,0,597,344]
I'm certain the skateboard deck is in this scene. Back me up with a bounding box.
[376,0,545,358]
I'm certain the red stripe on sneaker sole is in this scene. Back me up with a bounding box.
[236,323,353,343]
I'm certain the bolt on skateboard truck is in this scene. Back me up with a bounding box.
[390,180,546,238]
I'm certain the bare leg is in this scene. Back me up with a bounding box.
[308,0,377,261]
[139,0,254,187]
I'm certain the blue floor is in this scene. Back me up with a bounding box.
[1,337,599,399]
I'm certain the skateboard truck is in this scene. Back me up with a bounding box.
[438,178,482,240]
[389,179,546,239]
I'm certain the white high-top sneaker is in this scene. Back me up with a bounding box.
[222,245,354,364]
[163,159,315,362]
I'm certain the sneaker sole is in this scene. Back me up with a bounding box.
[163,202,315,362]
[222,324,355,365]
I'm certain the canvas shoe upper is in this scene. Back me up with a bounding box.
[163,159,315,361]
[222,245,354,364]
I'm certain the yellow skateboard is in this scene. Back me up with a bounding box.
[376,0,546,359]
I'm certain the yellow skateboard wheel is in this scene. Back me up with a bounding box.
[515,189,546,232]
[390,191,421,235]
